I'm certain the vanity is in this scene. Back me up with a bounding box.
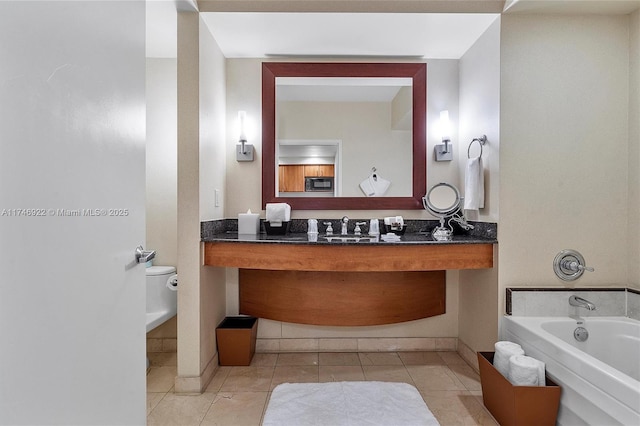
[203,225,496,327]
[204,61,496,328]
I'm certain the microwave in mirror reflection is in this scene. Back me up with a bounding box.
[305,177,334,192]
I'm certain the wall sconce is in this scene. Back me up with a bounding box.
[435,110,453,162]
[236,111,254,162]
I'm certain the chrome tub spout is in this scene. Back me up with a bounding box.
[569,295,596,311]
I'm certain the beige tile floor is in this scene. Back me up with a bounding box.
[147,351,498,425]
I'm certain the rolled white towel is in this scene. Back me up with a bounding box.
[493,341,524,378]
[507,355,546,386]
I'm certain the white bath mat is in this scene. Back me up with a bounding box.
[262,381,440,426]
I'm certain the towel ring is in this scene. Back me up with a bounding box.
[467,135,487,159]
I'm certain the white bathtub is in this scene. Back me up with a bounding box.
[502,316,640,426]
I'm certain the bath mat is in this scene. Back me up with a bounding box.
[262,381,440,426]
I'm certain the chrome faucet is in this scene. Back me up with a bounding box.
[341,216,349,235]
[569,295,596,311]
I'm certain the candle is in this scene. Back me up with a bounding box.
[238,209,259,235]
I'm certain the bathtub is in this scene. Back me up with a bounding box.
[502,316,640,426]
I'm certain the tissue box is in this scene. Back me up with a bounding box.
[238,211,260,235]
[264,221,290,235]
[477,352,560,426]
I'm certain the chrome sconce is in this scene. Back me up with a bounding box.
[435,110,453,162]
[236,111,254,162]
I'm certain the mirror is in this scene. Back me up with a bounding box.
[422,182,473,241]
[262,62,426,210]
[423,182,461,217]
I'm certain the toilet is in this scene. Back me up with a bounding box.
[145,265,177,333]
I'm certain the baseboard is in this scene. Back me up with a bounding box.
[457,338,479,372]
[174,352,219,394]
[256,337,458,353]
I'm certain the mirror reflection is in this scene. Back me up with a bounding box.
[276,77,413,198]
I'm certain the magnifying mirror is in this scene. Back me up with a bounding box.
[422,183,472,241]
[423,182,461,217]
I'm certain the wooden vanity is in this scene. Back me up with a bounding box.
[204,236,494,326]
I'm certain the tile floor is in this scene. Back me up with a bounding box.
[147,351,498,425]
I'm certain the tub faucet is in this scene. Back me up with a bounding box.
[569,295,596,311]
[341,216,349,235]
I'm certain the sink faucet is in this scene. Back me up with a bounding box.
[569,295,596,311]
[341,216,349,235]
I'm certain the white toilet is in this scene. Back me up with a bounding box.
[145,265,177,333]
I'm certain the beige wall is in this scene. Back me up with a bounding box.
[458,18,501,358]
[499,14,631,318]
[198,14,228,380]
[225,58,464,219]
[278,101,412,197]
[176,13,227,392]
[146,59,178,267]
[630,10,640,289]
[224,58,472,341]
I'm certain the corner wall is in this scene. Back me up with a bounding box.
[499,15,630,314]
[176,12,227,392]
[630,10,640,289]
[146,58,178,267]
[457,18,501,365]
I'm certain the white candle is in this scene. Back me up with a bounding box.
[238,209,259,235]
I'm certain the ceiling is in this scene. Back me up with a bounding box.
[200,13,499,59]
[146,1,640,59]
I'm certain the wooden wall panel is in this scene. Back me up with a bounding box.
[239,269,446,326]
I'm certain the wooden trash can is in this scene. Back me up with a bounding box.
[216,316,258,366]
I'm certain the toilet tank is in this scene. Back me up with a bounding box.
[146,265,177,315]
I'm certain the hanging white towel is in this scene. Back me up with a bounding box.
[493,341,524,378]
[360,173,391,197]
[507,355,546,386]
[370,174,390,196]
[464,156,484,211]
[359,177,376,196]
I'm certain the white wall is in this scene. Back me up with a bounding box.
[146,59,178,267]
[499,14,630,314]
[457,17,501,360]
[630,10,640,289]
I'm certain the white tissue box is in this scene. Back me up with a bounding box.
[477,352,560,426]
[238,212,260,235]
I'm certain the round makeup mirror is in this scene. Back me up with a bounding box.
[423,183,461,218]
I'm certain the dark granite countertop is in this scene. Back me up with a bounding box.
[202,219,497,246]
[203,231,496,245]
